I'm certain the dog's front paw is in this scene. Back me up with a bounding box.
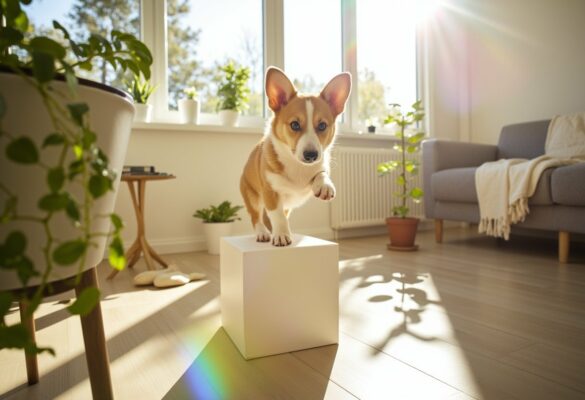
[255,224,271,242]
[313,181,336,201]
[272,232,292,246]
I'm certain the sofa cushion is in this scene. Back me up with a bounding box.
[551,163,585,206]
[432,167,554,205]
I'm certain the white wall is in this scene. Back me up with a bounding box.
[459,0,585,144]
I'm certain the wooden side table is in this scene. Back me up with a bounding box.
[108,174,176,280]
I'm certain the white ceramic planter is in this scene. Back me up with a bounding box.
[134,103,152,122]
[0,72,134,290]
[178,98,200,124]
[203,222,234,255]
[218,109,239,127]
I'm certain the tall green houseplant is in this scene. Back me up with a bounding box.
[377,100,425,217]
[0,0,152,356]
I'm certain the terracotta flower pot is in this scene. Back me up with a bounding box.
[386,217,419,251]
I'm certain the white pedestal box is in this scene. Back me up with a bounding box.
[220,234,339,359]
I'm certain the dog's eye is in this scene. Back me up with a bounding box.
[290,121,301,131]
[317,122,328,132]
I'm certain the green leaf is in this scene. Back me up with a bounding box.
[89,175,111,199]
[29,37,66,59]
[13,9,29,32]
[81,129,97,149]
[397,175,406,186]
[110,213,124,231]
[38,193,68,212]
[42,132,65,148]
[52,20,71,40]
[410,187,424,199]
[16,257,36,286]
[0,27,23,48]
[68,159,84,180]
[47,167,65,192]
[1,197,17,223]
[67,287,100,316]
[406,145,418,153]
[408,132,425,144]
[31,51,55,83]
[4,231,26,256]
[52,240,86,266]
[0,292,13,320]
[65,199,80,223]
[6,137,38,164]
[108,236,125,271]
[0,323,54,354]
[67,103,89,126]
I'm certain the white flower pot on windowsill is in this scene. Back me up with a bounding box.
[134,103,152,122]
[219,109,239,127]
[178,98,200,124]
[203,222,234,255]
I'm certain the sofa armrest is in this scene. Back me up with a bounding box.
[422,139,497,218]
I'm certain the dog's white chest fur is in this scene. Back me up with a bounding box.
[266,136,328,210]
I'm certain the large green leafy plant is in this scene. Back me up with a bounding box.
[377,101,425,218]
[216,61,250,112]
[0,0,152,355]
[193,201,243,223]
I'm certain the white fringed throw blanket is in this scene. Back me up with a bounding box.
[476,112,585,239]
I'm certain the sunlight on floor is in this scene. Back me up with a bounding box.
[338,253,482,398]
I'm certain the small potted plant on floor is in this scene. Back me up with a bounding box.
[194,201,243,254]
[178,86,200,124]
[216,61,250,127]
[377,100,425,251]
[129,76,156,122]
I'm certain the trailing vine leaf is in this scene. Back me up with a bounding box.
[0,292,13,322]
[47,167,65,192]
[67,103,89,126]
[67,287,100,316]
[53,240,87,266]
[42,133,65,148]
[6,137,39,164]
[38,193,69,212]
[108,236,125,271]
[89,175,111,199]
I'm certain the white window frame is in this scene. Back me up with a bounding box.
[139,0,426,133]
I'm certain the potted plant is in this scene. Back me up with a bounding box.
[128,76,156,122]
[377,100,425,251]
[193,201,243,255]
[216,61,250,127]
[178,86,200,124]
[0,0,151,373]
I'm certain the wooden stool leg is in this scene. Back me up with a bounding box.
[435,219,443,243]
[559,231,570,264]
[19,301,39,385]
[76,268,114,400]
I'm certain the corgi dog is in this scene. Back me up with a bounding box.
[240,67,352,246]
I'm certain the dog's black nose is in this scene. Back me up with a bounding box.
[303,150,319,163]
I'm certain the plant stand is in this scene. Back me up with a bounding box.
[107,174,176,280]
[13,268,113,399]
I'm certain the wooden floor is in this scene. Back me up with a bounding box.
[2,227,585,399]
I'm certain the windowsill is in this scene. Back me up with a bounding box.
[132,121,399,142]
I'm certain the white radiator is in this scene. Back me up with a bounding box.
[330,146,424,230]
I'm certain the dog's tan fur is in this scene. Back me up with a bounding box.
[240,67,351,246]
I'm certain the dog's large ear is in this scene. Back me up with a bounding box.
[266,67,297,112]
[320,72,352,117]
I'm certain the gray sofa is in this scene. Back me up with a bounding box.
[422,120,585,263]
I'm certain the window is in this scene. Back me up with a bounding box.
[356,0,417,128]
[166,0,263,115]
[283,0,342,93]
[23,0,140,90]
